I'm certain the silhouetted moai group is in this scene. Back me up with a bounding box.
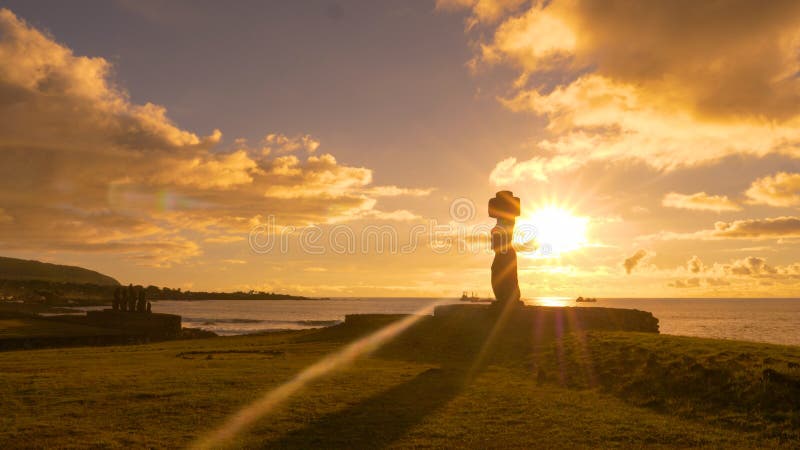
[112,284,152,313]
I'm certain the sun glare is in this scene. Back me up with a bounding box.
[514,205,588,257]
[531,297,571,307]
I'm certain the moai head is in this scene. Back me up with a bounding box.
[488,191,520,222]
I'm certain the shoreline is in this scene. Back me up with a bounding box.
[5,297,800,346]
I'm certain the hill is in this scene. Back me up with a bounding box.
[0,256,119,286]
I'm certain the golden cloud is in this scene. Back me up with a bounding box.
[261,133,320,155]
[622,248,650,274]
[0,9,429,265]
[668,255,800,289]
[204,235,246,244]
[489,154,577,184]
[727,256,778,276]
[445,1,800,182]
[712,217,800,239]
[687,255,704,274]
[222,259,247,265]
[261,154,373,199]
[365,186,435,197]
[745,172,800,207]
[662,192,741,212]
[435,0,528,26]
[643,216,800,241]
[668,278,702,289]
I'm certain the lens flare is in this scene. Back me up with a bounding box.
[107,183,197,213]
[191,308,434,450]
[532,297,571,307]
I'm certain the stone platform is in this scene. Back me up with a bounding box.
[432,304,659,333]
[339,305,659,364]
[0,309,182,351]
[84,310,182,339]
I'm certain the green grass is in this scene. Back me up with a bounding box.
[0,315,798,448]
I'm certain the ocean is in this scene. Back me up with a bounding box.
[136,297,800,346]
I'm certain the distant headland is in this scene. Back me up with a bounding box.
[0,256,119,286]
[0,256,308,308]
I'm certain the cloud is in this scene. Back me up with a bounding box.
[221,259,247,265]
[727,256,777,276]
[363,209,423,222]
[261,154,373,199]
[365,186,434,197]
[622,249,650,274]
[668,278,701,289]
[478,3,576,70]
[493,74,800,182]
[745,172,800,207]
[0,9,427,265]
[708,217,800,239]
[489,154,577,183]
[704,277,731,287]
[478,0,800,119]
[151,149,258,189]
[204,235,246,244]
[662,192,741,212]
[444,1,800,182]
[261,133,320,155]
[687,255,704,274]
[642,216,800,241]
[668,255,800,289]
[435,0,528,26]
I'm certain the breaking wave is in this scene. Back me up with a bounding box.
[182,317,344,336]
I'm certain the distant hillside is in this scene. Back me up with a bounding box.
[0,257,119,286]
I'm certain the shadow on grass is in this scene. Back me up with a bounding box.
[262,367,464,449]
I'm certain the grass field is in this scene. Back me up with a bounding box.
[0,317,127,339]
[1,314,799,448]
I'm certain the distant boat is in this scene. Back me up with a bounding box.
[460,291,494,303]
[575,296,597,303]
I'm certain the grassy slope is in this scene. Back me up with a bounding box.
[0,317,799,448]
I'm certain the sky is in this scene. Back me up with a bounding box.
[1,0,800,297]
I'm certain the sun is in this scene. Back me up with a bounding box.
[513,205,588,257]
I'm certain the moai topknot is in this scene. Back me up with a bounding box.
[489,191,522,308]
[488,190,520,221]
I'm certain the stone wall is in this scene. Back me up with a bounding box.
[85,310,182,339]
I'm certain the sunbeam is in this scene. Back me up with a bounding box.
[191,308,433,450]
[564,307,597,388]
[466,300,520,380]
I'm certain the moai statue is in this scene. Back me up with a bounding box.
[120,288,128,312]
[112,287,121,311]
[488,191,522,308]
[127,284,136,312]
[137,288,146,312]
